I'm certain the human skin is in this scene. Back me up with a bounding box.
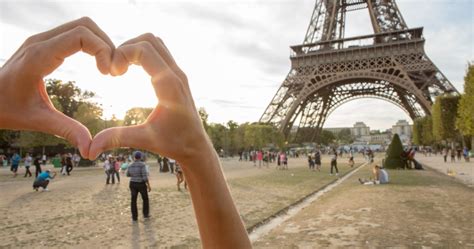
[0,17,251,249]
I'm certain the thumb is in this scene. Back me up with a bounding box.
[89,125,151,160]
[38,110,92,159]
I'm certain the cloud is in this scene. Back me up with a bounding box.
[211,99,260,109]
[175,2,247,30]
[0,1,73,31]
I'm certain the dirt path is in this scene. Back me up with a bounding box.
[416,155,474,187]
[0,155,360,248]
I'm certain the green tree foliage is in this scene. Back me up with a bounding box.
[293,127,317,144]
[17,131,63,149]
[317,130,336,145]
[432,95,460,142]
[243,123,284,149]
[384,134,404,169]
[46,79,95,117]
[74,102,104,136]
[413,116,434,145]
[336,128,354,144]
[198,107,209,131]
[123,107,153,126]
[456,64,474,137]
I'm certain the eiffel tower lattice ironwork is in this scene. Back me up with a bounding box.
[260,0,458,141]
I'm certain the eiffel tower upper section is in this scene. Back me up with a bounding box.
[260,0,458,138]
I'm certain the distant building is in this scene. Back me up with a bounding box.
[351,122,370,137]
[392,120,412,145]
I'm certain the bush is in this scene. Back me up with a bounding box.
[384,134,404,169]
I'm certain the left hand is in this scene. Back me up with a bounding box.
[0,17,115,158]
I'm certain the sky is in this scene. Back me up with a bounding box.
[0,0,472,131]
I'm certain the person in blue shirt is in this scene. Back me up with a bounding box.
[11,152,21,177]
[33,170,56,191]
[359,165,389,185]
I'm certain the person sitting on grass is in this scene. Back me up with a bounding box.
[33,170,57,192]
[359,165,389,185]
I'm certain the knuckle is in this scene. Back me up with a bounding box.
[142,33,155,41]
[73,25,89,35]
[24,35,39,46]
[155,36,164,44]
[23,43,43,60]
[78,16,94,26]
[138,41,154,51]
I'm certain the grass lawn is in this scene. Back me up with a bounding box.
[229,161,359,229]
[253,162,474,248]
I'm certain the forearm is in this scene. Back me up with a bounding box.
[181,139,251,249]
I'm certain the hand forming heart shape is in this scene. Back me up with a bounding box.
[0,17,207,162]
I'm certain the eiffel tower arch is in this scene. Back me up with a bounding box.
[260,0,458,141]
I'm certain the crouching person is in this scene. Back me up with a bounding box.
[33,169,56,191]
[359,165,389,185]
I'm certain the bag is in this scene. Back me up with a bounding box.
[414,160,424,170]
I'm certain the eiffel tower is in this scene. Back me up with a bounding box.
[260,0,458,141]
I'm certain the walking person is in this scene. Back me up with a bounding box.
[72,153,81,167]
[308,153,315,170]
[11,152,21,177]
[33,154,42,177]
[314,150,321,171]
[330,149,339,176]
[66,153,74,175]
[23,153,33,177]
[157,155,163,172]
[105,155,116,184]
[114,157,121,183]
[127,151,151,221]
[175,162,187,191]
[162,157,170,172]
[60,153,67,175]
[257,150,263,168]
[169,158,176,174]
[348,150,354,168]
[450,149,456,163]
[443,147,448,163]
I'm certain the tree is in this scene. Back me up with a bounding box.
[413,116,434,146]
[337,128,354,144]
[317,130,336,146]
[74,102,104,136]
[456,63,474,148]
[123,107,153,126]
[384,134,404,169]
[207,123,227,152]
[432,95,460,143]
[412,118,423,145]
[17,131,63,151]
[198,107,209,131]
[46,79,95,117]
[243,123,284,149]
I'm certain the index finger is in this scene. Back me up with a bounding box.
[3,17,114,68]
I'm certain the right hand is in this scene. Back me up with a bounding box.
[0,17,115,159]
